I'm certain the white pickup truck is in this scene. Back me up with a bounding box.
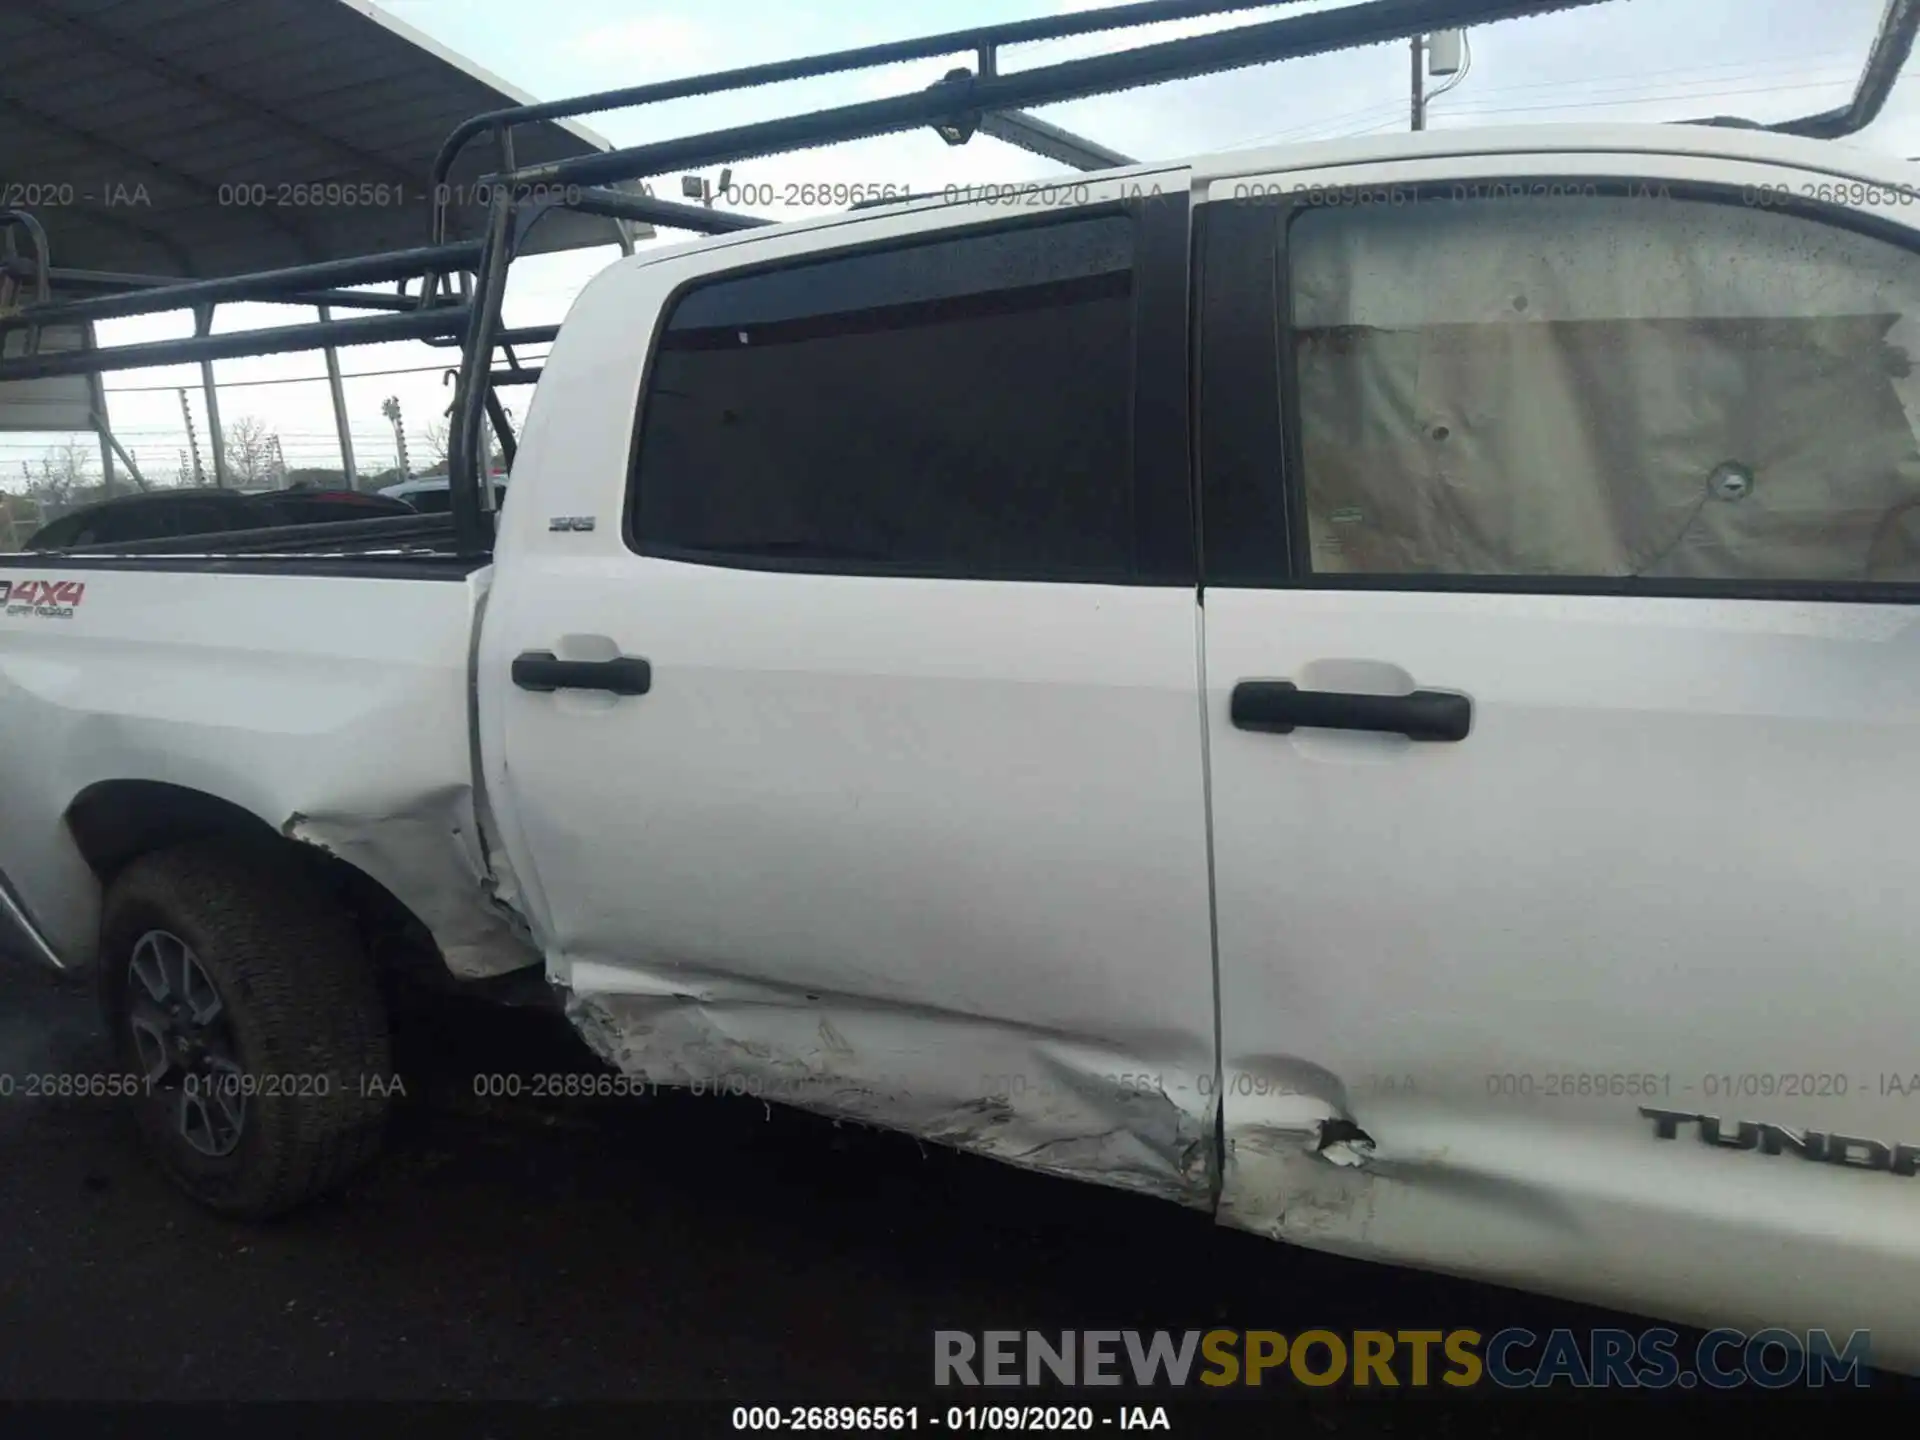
[6,120,1920,1366]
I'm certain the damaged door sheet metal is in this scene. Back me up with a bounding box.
[561,957,1218,1208]
[284,785,539,979]
[1211,1055,1394,1246]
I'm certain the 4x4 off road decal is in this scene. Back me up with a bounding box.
[0,578,85,618]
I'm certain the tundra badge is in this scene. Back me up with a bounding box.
[1640,1107,1920,1177]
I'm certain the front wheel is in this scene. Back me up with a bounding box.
[98,839,393,1218]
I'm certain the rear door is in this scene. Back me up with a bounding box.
[480,176,1223,1204]
[1197,149,1920,1352]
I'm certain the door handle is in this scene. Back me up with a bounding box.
[1231,680,1470,742]
[511,651,652,696]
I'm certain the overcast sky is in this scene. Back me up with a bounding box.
[3,0,1911,489]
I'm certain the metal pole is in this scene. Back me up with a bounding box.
[95,421,146,490]
[1411,34,1425,130]
[179,387,204,485]
[90,395,115,495]
[318,303,359,490]
[95,418,115,494]
[84,321,115,494]
[195,304,228,488]
[447,185,513,553]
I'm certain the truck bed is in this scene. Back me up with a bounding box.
[0,554,529,978]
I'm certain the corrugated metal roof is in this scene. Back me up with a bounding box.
[0,0,646,280]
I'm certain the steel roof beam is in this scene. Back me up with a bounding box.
[0,92,315,262]
[14,0,419,190]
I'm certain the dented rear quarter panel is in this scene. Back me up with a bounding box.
[0,561,534,977]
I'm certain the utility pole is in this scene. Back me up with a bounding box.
[381,395,411,482]
[178,388,204,485]
[1412,30,1465,132]
[1411,34,1425,131]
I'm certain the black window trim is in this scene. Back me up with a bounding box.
[1198,173,1920,605]
[621,193,1196,588]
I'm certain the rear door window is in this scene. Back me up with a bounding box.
[630,213,1142,581]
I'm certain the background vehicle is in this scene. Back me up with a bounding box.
[378,474,509,515]
[251,487,420,527]
[24,486,414,549]
[1,0,1917,1375]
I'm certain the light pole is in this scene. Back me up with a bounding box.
[679,167,733,208]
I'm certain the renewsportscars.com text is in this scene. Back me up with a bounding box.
[933,1327,1871,1390]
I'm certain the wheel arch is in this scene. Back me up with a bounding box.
[65,779,444,978]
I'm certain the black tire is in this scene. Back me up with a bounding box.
[98,838,393,1218]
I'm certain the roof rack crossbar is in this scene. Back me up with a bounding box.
[570,187,771,234]
[978,111,1138,170]
[1768,0,1920,139]
[0,305,472,383]
[0,243,484,332]
[491,0,1613,194]
[3,264,465,315]
[2,268,460,320]
[422,324,558,349]
[426,0,1305,216]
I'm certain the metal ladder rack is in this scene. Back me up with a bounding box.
[0,0,1912,560]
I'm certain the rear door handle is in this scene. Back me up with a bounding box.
[1231,681,1470,742]
[511,651,652,696]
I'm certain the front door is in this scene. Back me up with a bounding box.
[1197,148,1920,1358]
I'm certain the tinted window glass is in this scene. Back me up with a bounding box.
[1288,190,1920,583]
[27,513,83,549]
[632,215,1138,579]
[168,500,246,537]
[86,504,164,544]
[252,494,410,525]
